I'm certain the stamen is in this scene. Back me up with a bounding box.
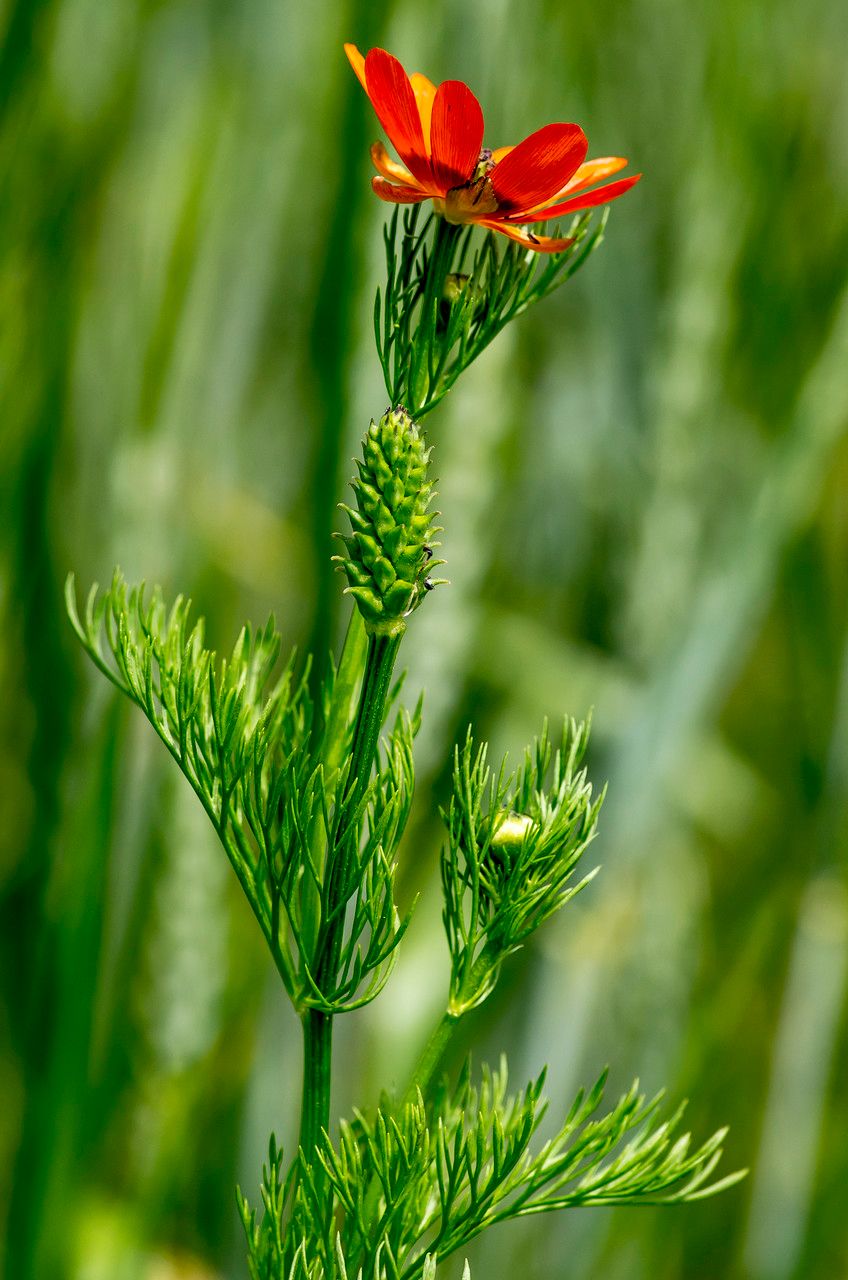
[473,148,495,181]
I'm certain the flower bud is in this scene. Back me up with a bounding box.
[491,810,537,857]
[334,407,445,634]
[442,273,470,305]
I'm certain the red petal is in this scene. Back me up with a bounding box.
[429,79,484,191]
[490,123,587,214]
[364,48,434,191]
[371,177,430,204]
[478,219,575,254]
[515,173,642,223]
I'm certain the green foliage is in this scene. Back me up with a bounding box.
[375,205,608,417]
[66,571,414,1014]
[242,1156,461,1280]
[241,1059,743,1280]
[69,570,742,1280]
[441,719,603,1015]
[7,0,846,1273]
[60,59,746,1280]
[334,407,446,635]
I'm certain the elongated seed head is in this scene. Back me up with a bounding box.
[334,407,445,634]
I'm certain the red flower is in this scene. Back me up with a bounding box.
[345,44,641,254]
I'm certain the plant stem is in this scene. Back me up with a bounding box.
[298,627,403,1156]
[325,610,369,771]
[409,216,461,412]
[403,1009,459,1105]
[301,608,368,961]
[403,951,499,1104]
[299,1007,333,1155]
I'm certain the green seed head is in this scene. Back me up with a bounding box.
[334,406,445,634]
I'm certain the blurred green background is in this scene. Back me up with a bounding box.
[2,0,848,1276]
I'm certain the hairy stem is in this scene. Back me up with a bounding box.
[298,628,403,1155]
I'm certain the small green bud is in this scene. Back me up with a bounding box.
[334,406,445,635]
[458,809,537,902]
[474,810,537,898]
[438,272,488,336]
[490,810,537,860]
[442,273,470,305]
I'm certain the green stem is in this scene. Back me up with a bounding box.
[322,609,369,777]
[403,951,500,1104]
[298,627,403,1156]
[299,1008,333,1158]
[403,1009,459,1105]
[301,608,368,961]
[409,216,461,412]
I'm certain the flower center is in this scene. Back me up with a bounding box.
[440,150,499,224]
[472,147,495,181]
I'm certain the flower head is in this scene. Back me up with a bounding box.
[345,44,640,253]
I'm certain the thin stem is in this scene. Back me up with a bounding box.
[403,951,499,1105]
[403,1009,458,1106]
[301,608,368,960]
[323,609,369,776]
[323,629,404,978]
[298,627,404,1156]
[299,1009,333,1158]
[409,216,461,412]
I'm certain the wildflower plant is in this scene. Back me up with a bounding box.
[67,43,742,1279]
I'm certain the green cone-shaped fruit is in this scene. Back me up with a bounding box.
[335,407,444,634]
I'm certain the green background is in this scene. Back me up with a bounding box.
[2,0,847,1276]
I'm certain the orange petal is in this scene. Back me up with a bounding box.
[478,218,576,253]
[410,72,437,154]
[491,145,514,163]
[370,141,418,186]
[371,177,430,204]
[559,156,628,197]
[363,48,434,191]
[525,157,629,214]
[344,43,367,91]
[490,123,587,214]
[429,79,484,191]
[515,172,642,223]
